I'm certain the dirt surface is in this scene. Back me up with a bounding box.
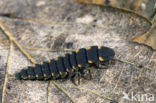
[0,0,155,103]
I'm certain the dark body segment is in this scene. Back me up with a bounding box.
[63,53,72,72]
[41,62,51,79]
[20,69,28,79]
[69,51,77,69]
[76,48,88,68]
[56,57,67,77]
[98,46,115,62]
[86,46,99,64]
[48,59,59,78]
[34,64,43,80]
[27,67,35,80]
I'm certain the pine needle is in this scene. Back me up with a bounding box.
[1,40,12,103]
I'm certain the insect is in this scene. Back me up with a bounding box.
[15,46,115,81]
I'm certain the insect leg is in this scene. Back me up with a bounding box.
[70,69,81,85]
[80,68,92,80]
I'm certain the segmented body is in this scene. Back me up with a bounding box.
[15,46,115,80]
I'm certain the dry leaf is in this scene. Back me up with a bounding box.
[76,0,156,50]
[76,0,156,20]
[132,15,156,50]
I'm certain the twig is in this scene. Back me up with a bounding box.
[47,81,50,103]
[1,40,12,103]
[51,81,76,103]
[0,21,36,64]
[113,58,153,70]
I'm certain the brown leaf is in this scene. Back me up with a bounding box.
[132,15,156,50]
[75,0,156,20]
[76,0,156,50]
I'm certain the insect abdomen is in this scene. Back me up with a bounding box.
[76,48,88,68]
[15,46,115,80]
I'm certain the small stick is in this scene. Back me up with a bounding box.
[113,58,153,70]
[47,81,50,103]
[51,81,76,103]
[1,40,12,103]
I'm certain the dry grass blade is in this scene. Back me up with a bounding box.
[47,81,50,103]
[113,58,153,70]
[68,86,118,102]
[0,21,36,64]
[51,81,76,103]
[1,40,12,103]
[152,13,156,24]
